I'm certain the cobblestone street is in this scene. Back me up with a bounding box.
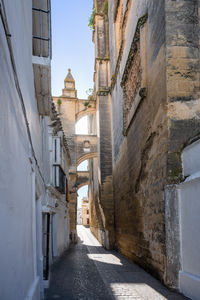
[44,226,188,300]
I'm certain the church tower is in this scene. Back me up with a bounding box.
[62,68,77,98]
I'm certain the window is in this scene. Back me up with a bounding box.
[52,135,66,194]
[32,0,51,58]
[121,15,148,135]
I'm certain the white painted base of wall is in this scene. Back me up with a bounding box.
[180,140,200,300]
[179,271,200,300]
[26,277,40,300]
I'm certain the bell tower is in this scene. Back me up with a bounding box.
[62,68,77,98]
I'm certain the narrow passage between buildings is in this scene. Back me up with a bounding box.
[45,226,188,300]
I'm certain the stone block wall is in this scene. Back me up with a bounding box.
[166,0,200,185]
[106,0,200,289]
[109,0,168,281]
[90,0,115,249]
[165,0,200,289]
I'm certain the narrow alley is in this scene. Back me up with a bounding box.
[1,0,200,299]
[44,226,188,300]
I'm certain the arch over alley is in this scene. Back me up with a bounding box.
[76,152,98,167]
[76,107,96,123]
[76,171,89,190]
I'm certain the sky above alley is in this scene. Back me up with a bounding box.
[51,0,94,99]
[51,0,94,206]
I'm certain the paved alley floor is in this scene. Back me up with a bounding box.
[44,225,188,300]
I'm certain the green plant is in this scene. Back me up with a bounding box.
[84,101,91,108]
[57,99,62,105]
[86,88,96,101]
[103,1,108,15]
[88,8,96,30]
[84,88,96,108]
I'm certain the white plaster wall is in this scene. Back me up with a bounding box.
[178,140,200,300]
[55,202,70,257]
[44,191,70,263]
[0,1,71,298]
[178,178,200,300]
[0,1,45,299]
[41,116,51,184]
[182,140,200,177]
[4,0,43,165]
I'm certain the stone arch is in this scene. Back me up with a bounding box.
[77,152,98,167]
[77,170,89,190]
[77,182,89,190]
[76,108,96,123]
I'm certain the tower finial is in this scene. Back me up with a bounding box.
[65,69,74,82]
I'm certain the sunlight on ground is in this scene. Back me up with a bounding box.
[110,283,167,299]
[75,116,88,134]
[87,254,123,266]
[77,226,170,300]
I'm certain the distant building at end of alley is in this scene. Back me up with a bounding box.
[81,197,90,226]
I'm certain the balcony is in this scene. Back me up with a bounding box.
[53,164,66,194]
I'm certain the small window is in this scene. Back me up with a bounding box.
[54,139,57,162]
[32,0,51,58]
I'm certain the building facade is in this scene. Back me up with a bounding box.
[81,197,90,226]
[91,1,200,299]
[0,1,70,299]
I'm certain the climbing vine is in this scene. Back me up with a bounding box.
[103,1,108,15]
[88,8,96,30]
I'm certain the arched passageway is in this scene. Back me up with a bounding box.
[76,108,96,123]
[77,152,97,167]
[75,112,97,136]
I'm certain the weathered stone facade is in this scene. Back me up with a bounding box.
[92,0,200,295]
[109,0,167,282]
[90,0,115,249]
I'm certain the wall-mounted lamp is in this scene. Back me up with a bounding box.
[70,183,78,194]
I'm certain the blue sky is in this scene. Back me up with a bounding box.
[51,1,93,207]
[51,0,94,99]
